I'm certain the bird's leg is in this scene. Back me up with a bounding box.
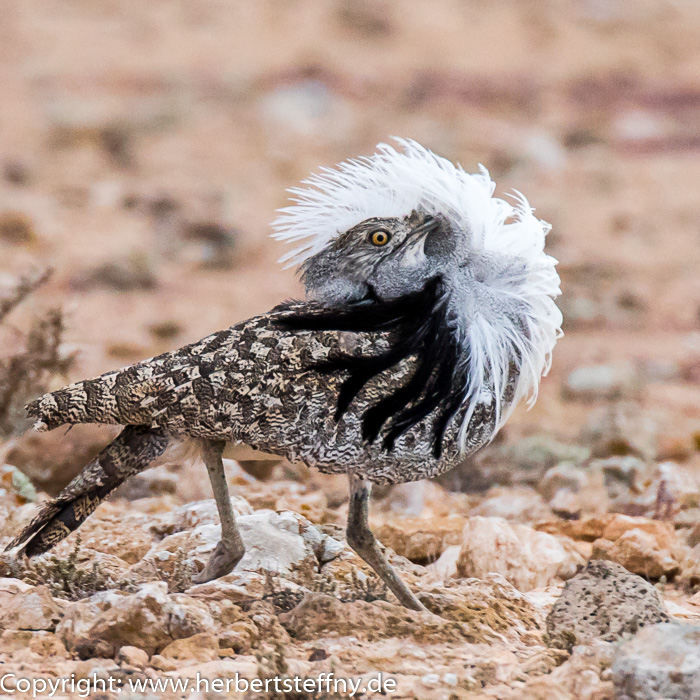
[346,473,427,612]
[193,440,246,584]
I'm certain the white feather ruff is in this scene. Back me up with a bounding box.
[272,139,562,450]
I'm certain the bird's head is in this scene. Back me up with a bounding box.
[273,139,563,446]
[297,210,456,305]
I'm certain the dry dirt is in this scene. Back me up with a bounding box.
[1,1,700,698]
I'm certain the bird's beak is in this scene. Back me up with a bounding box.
[401,217,439,267]
[411,216,440,238]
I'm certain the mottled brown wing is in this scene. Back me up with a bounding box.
[25,303,320,435]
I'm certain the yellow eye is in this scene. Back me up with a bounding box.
[369,230,391,246]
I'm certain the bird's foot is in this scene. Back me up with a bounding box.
[193,540,244,584]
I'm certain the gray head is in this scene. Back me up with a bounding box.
[300,210,460,305]
[273,139,563,446]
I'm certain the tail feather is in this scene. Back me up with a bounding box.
[7,425,170,556]
[24,326,235,432]
[26,376,131,431]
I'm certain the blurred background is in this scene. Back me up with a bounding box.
[2,0,700,511]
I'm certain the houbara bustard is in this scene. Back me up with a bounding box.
[8,140,562,611]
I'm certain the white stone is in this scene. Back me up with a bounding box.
[456,516,584,591]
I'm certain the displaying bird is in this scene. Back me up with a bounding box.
[7,140,562,611]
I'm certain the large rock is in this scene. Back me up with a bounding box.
[0,585,66,631]
[0,578,32,606]
[419,574,545,645]
[187,569,304,605]
[75,511,155,564]
[131,509,344,586]
[592,528,681,579]
[0,630,69,659]
[612,623,700,700]
[116,645,149,669]
[57,582,214,657]
[596,514,677,544]
[282,573,544,647]
[280,593,467,645]
[519,640,614,699]
[538,512,681,545]
[236,510,344,583]
[547,514,687,581]
[546,560,669,650]
[373,516,465,562]
[128,524,221,581]
[456,517,584,591]
[217,619,259,654]
[160,632,219,664]
[54,588,128,654]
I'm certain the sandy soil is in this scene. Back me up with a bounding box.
[1,1,700,698]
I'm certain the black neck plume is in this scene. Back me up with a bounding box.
[277,277,468,458]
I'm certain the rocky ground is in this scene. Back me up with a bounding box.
[0,455,699,698]
[2,1,700,698]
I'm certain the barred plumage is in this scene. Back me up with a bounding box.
[9,140,561,611]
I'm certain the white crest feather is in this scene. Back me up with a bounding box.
[272,139,562,450]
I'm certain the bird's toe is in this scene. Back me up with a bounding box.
[192,540,244,584]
